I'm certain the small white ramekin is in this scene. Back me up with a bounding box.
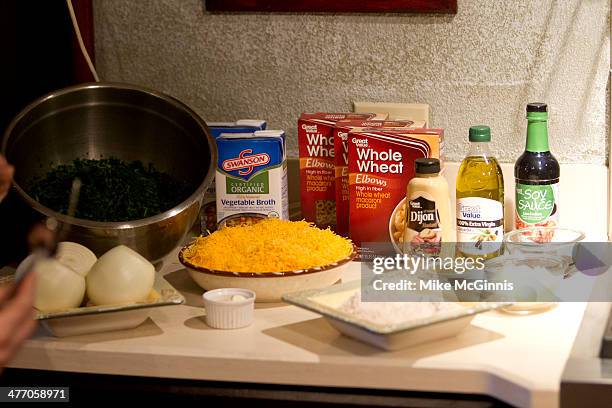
[202,288,256,329]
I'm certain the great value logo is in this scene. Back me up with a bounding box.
[301,124,318,132]
[459,203,481,219]
[222,149,270,176]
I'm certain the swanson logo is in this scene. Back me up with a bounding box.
[222,149,270,176]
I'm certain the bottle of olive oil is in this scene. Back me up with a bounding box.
[456,125,504,259]
[514,103,559,230]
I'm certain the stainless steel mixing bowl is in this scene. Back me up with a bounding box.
[2,83,216,263]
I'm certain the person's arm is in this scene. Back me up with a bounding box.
[0,155,41,266]
[0,272,37,369]
[0,154,39,369]
[0,155,13,203]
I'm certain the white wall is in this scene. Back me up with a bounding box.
[94,0,610,164]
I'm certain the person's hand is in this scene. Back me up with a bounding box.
[0,155,14,203]
[0,273,37,367]
[28,223,55,253]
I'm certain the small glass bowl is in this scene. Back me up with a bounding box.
[504,226,584,246]
[484,253,569,314]
[503,227,585,260]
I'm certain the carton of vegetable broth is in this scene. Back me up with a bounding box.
[201,120,267,233]
[215,130,288,227]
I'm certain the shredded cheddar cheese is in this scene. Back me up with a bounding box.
[182,219,353,273]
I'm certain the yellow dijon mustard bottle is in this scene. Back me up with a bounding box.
[456,125,504,260]
[403,158,453,258]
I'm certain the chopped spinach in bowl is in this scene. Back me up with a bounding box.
[28,158,190,222]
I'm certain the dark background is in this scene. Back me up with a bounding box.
[0,0,94,266]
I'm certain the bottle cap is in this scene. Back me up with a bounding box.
[415,158,440,174]
[527,103,547,112]
[469,125,491,142]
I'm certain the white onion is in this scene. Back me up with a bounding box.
[32,258,86,312]
[86,245,155,306]
[55,242,97,277]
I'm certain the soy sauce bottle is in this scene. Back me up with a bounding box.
[514,103,560,230]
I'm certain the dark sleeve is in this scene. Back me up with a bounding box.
[0,188,38,267]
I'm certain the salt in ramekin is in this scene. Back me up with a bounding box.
[202,288,256,329]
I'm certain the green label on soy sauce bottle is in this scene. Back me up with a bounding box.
[515,182,558,226]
